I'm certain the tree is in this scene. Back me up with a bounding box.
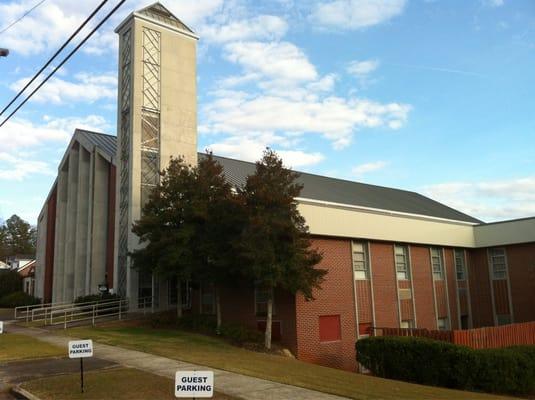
[131,154,245,324]
[131,157,198,317]
[0,215,36,260]
[193,154,246,331]
[238,149,326,350]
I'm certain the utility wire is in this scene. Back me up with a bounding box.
[0,0,127,128]
[0,0,48,36]
[0,0,110,117]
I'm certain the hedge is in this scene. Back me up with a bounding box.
[356,336,535,396]
[0,269,22,298]
[0,291,41,307]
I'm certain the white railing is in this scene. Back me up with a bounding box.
[15,300,72,322]
[138,296,156,314]
[48,298,129,329]
[15,298,129,328]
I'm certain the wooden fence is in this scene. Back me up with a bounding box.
[371,321,535,349]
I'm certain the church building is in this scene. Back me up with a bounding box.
[34,3,535,371]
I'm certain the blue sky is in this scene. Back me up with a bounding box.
[0,0,534,224]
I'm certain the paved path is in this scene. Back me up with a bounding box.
[6,323,347,400]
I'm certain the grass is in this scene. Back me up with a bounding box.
[0,333,63,362]
[21,367,236,400]
[65,322,516,400]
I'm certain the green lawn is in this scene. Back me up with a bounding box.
[0,333,63,362]
[65,323,516,400]
[21,367,236,400]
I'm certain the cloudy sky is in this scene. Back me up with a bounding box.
[0,0,534,224]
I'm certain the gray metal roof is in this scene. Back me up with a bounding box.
[79,131,481,224]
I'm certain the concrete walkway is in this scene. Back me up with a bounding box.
[6,323,348,400]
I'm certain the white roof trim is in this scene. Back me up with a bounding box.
[295,197,479,226]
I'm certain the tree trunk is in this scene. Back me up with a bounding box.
[176,280,183,318]
[264,291,273,350]
[215,286,222,334]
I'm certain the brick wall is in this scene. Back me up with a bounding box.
[467,248,494,327]
[410,245,437,329]
[444,248,460,329]
[295,237,357,371]
[370,242,399,328]
[44,184,57,303]
[506,242,535,323]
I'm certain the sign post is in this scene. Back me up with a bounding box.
[68,339,93,393]
[175,371,214,398]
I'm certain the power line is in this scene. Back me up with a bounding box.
[0,0,110,117]
[0,0,48,36]
[0,0,127,128]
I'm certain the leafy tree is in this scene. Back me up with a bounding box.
[193,154,246,331]
[0,215,36,260]
[131,157,198,317]
[0,269,22,298]
[238,149,326,349]
[131,154,245,324]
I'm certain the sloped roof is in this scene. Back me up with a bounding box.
[138,2,195,34]
[77,130,481,224]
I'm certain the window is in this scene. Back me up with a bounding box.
[497,314,511,326]
[454,249,466,280]
[437,317,449,331]
[400,320,414,329]
[430,248,444,280]
[395,245,410,280]
[255,286,274,316]
[201,284,216,315]
[460,315,469,330]
[489,248,507,280]
[352,241,369,280]
[319,315,341,342]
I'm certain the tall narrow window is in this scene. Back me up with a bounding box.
[454,249,466,280]
[395,245,410,280]
[489,248,507,280]
[255,287,274,316]
[352,241,369,280]
[430,248,444,280]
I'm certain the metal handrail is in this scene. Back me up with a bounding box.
[138,296,156,314]
[15,300,71,320]
[48,298,129,329]
[17,298,126,324]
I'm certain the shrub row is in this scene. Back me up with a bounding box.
[150,312,263,345]
[0,291,41,307]
[356,336,535,396]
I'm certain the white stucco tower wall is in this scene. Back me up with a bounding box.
[113,3,198,307]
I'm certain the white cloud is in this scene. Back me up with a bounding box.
[423,177,535,222]
[352,160,388,175]
[0,115,111,151]
[310,0,406,30]
[203,91,410,149]
[206,135,324,168]
[484,0,504,7]
[223,41,318,84]
[0,0,224,56]
[10,72,117,104]
[201,15,288,43]
[0,152,55,181]
[347,59,380,77]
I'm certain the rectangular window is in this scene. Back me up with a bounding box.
[489,248,507,280]
[395,245,410,280]
[201,284,216,315]
[496,314,511,326]
[460,315,469,330]
[352,241,369,280]
[400,320,414,329]
[430,248,444,280]
[255,287,274,316]
[454,249,466,280]
[437,317,449,331]
[319,315,341,342]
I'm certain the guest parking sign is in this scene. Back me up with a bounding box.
[175,371,214,398]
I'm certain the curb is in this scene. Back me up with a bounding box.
[10,386,42,400]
